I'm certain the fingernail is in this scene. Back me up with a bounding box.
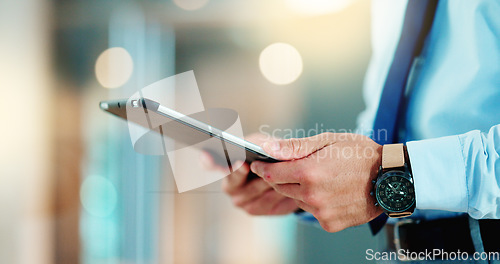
[250,162,259,175]
[232,160,244,170]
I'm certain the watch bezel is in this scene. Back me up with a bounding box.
[375,169,415,213]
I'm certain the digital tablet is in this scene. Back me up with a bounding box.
[99,98,280,165]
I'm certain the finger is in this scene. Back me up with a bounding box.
[250,160,303,184]
[242,189,288,215]
[273,183,303,200]
[270,198,300,215]
[262,133,337,160]
[222,161,249,194]
[231,178,273,207]
[201,151,246,172]
[200,151,227,171]
[244,133,274,146]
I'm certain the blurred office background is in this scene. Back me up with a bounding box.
[0,0,383,263]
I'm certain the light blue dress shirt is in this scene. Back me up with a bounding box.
[298,0,500,225]
[358,0,500,221]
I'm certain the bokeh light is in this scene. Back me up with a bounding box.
[173,0,209,11]
[95,47,133,89]
[80,175,118,217]
[285,0,353,16]
[259,42,303,85]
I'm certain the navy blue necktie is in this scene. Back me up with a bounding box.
[369,0,438,235]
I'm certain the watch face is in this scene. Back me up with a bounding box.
[376,171,415,212]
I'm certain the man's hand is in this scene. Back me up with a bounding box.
[250,133,384,232]
[200,133,299,215]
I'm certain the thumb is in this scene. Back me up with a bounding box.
[262,133,336,160]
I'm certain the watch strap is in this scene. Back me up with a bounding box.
[387,211,413,218]
[382,143,405,169]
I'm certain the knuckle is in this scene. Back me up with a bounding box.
[321,223,334,233]
[300,167,316,185]
[289,138,303,156]
[296,163,317,185]
[244,203,262,215]
[302,190,319,207]
[321,221,340,233]
[315,209,332,222]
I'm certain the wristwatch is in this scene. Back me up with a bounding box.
[373,143,415,218]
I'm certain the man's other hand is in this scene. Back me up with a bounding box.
[200,133,299,216]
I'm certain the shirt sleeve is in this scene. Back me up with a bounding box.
[407,124,500,219]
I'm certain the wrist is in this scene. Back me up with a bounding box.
[370,144,384,181]
[373,143,416,218]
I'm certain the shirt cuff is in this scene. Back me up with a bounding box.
[406,135,468,213]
